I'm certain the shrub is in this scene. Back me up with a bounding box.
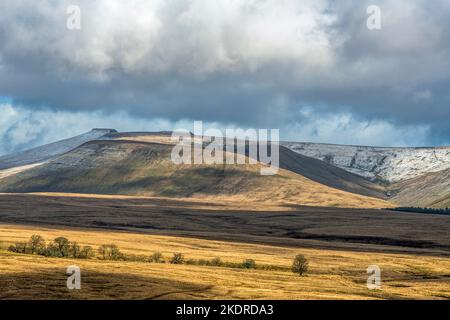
[210,257,222,267]
[242,259,256,269]
[292,254,309,276]
[53,237,70,257]
[98,244,123,260]
[79,246,95,259]
[8,242,28,254]
[28,235,46,254]
[108,245,123,260]
[69,241,81,258]
[123,254,148,262]
[41,244,63,257]
[170,253,184,264]
[150,251,163,263]
[183,257,222,267]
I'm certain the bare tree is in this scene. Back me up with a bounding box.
[292,254,309,276]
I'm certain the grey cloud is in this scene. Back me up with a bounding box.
[0,0,449,147]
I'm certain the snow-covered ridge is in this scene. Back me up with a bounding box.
[0,129,116,170]
[2,128,449,185]
[282,142,450,183]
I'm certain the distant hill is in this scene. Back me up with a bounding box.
[0,129,116,170]
[277,146,386,199]
[0,138,390,209]
[2,129,450,208]
[282,141,450,208]
[389,168,450,208]
[283,142,450,183]
[107,132,388,199]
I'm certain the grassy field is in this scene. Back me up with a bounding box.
[0,193,449,299]
[1,223,450,300]
[0,193,448,255]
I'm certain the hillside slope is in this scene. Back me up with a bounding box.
[278,146,386,199]
[101,132,388,199]
[0,129,116,170]
[283,142,450,183]
[389,168,450,208]
[0,140,390,208]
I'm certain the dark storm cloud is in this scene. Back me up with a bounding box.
[0,0,449,146]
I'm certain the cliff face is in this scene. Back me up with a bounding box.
[283,142,450,183]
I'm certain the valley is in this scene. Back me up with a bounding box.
[0,130,450,300]
[1,194,450,300]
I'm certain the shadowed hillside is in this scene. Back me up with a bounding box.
[277,146,386,199]
[5,129,450,208]
[0,140,389,208]
[389,168,450,208]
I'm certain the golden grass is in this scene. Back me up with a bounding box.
[0,159,392,209]
[1,189,390,209]
[1,224,449,300]
[0,193,448,256]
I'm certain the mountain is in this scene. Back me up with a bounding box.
[0,129,116,170]
[277,146,386,199]
[283,142,450,183]
[113,132,388,199]
[0,138,390,208]
[2,129,449,209]
[389,168,450,208]
[282,141,450,208]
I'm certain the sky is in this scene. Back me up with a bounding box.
[0,0,449,155]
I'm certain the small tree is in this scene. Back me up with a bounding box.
[150,251,163,263]
[242,259,256,269]
[292,254,309,276]
[170,253,184,264]
[28,235,46,254]
[41,243,62,257]
[79,246,95,259]
[69,241,81,258]
[53,237,70,257]
[8,242,28,254]
[210,257,222,267]
[98,244,123,260]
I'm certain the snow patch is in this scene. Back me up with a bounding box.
[283,142,450,183]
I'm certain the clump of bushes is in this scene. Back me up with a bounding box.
[292,254,309,276]
[150,251,164,263]
[98,244,124,261]
[170,253,184,264]
[8,242,28,254]
[28,234,46,254]
[210,257,222,267]
[391,207,450,216]
[6,235,291,273]
[79,246,95,259]
[164,256,270,270]
[242,259,256,269]
[185,257,222,267]
[8,235,108,260]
